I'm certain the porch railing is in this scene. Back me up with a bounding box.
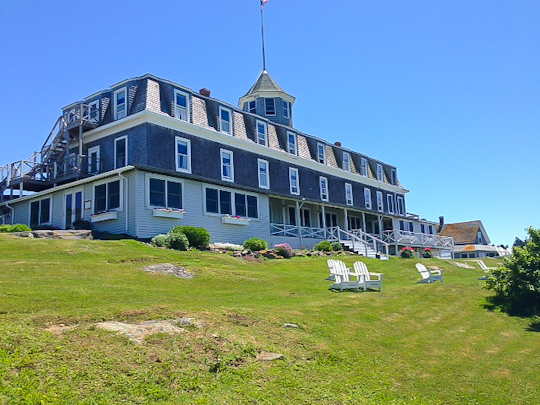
[383,230,454,248]
[328,226,390,256]
[270,223,329,239]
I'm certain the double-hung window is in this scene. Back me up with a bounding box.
[377,163,384,182]
[364,188,372,210]
[205,187,258,218]
[397,196,405,216]
[88,100,99,124]
[399,220,413,232]
[220,149,234,182]
[114,88,127,120]
[376,191,383,212]
[249,100,257,114]
[219,106,232,135]
[174,89,189,121]
[387,194,395,214]
[343,152,351,172]
[114,136,127,169]
[258,159,269,189]
[265,98,275,115]
[289,168,300,195]
[94,180,121,213]
[256,120,268,146]
[88,146,100,174]
[30,198,51,227]
[320,177,329,201]
[317,143,326,164]
[360,158,368,176]
[175,137,192,173]
[287,132,297,155]
[345,183,353,206]
[391,169,397,185]
[149,177,183,209]
[283,100,290,118]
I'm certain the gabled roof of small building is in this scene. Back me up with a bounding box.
[438,220,491,245]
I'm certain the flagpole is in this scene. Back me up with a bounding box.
[260,0,266,71]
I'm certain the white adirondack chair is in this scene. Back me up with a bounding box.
[475,260,495,280]
[415,263,443,283]
[353,261,383,292]
[329,260,363,292]
[326,259,337,281]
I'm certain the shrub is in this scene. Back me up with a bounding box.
[10,224,32,232]
[33,224,62,231]
[210,242,244,251]
[332,242,344,252]
[400,246,414,258]
[0,225,12,233]
[314,241,333,252]
[243,237,268,251]
[486,227,540,315]
[274,243,294,258]
[422,247,433,258]
[151,234,169,248]
[170,226,210,249]
[166,232,189,251]
[73,219,93,230]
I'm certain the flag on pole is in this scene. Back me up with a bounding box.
[261,0,269,9]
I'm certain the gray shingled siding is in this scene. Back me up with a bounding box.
[325,145,339,169]
[146,79,162,113]
[297,135,313,161]
[267,125,281,151]
[130,81,145,115]
[233,111,249,141]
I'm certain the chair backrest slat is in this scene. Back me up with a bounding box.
[415,263,430,280]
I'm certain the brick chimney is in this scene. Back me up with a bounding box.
[199,88,211,97]
[334,141,342,147]
[438,216,445,233]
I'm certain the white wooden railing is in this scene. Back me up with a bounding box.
[270,223,328,239]
[383,230,454,248]
[328,226,390,256]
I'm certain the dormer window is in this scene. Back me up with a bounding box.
[88,100,99,124]
[477,231,483,244]
[377,163,384,181]
[249,100,257,114]
[256,120,268,146]
[219,106,232,135]
[397,196,405,216]
[317,143,326,164]
[287,132,297,155]
[391,168,397,185]
[360,158,368,176]
[174,89,189,121]
[113,88,127,120]
[343,152,351,172]
[265,98,275,115]
[283,100,290,118]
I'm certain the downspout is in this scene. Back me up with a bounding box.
[4,201,15,225]
[118,172,129,233]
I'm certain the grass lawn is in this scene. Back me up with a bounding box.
[0,234,538,404]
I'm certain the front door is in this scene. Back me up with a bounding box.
[65,190,83,229]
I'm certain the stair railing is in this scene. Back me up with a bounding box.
[328,227,389,257]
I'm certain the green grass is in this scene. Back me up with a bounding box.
[0,234,538,404]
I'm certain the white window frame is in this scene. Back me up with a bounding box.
[257,158,270,189]
[364,188,372,210]
[287,131,298,155]
[377,163,384,182]
[387,194,395,214]
[88,99,100,124]
[391,168,397,185]
[319,176,329,202]
[114,136,128,169]
[93,177,124,213]
[87,145,100,174]
[265,97,276,116]
[360,158,368,176]
[219,106,232,135]
[342,152,351,172]
[256,120,268,146]
[175,136,192,174]
[397,196,405,216]
[249,100,257,114]
[289,167,300,195]
[174,89,190,122]
[203,185,259,219]
[63,188,84,229]
[376,191,383,212]
[146,173,184,210]
[345,183,353,206]
[317,142,326,164]
[283,100,290,118]
[220,149,234,182]
[113,87,127,120]
[28,196,52,226]
[477,231,483,244]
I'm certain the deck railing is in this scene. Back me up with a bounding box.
[327,226,390,256]
[270,223,329,239]
[383,230,454,248]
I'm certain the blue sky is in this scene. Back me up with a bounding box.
[1,0,538,246]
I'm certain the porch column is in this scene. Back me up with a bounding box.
[344,208,349,231]
[296,200,303,248]
[378,215,383,240]
[362,212,366,233]
[321,204,327,238]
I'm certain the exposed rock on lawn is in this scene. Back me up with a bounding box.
[283,323,299,329]
[447,261,475,269]
[95,320,186,344]
[142,263,194,279]
[44,324,79,335]
[15,230,92,240]
[257,352,285,361]
[177,317,205,329]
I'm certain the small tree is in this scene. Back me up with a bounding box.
[486,227,540,315]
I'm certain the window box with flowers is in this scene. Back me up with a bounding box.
[221,215,251,226]
[152,208,185,219]
[400,246,414,259]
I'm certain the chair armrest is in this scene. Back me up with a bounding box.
[368,272,383,281]
[429,269,442,275]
